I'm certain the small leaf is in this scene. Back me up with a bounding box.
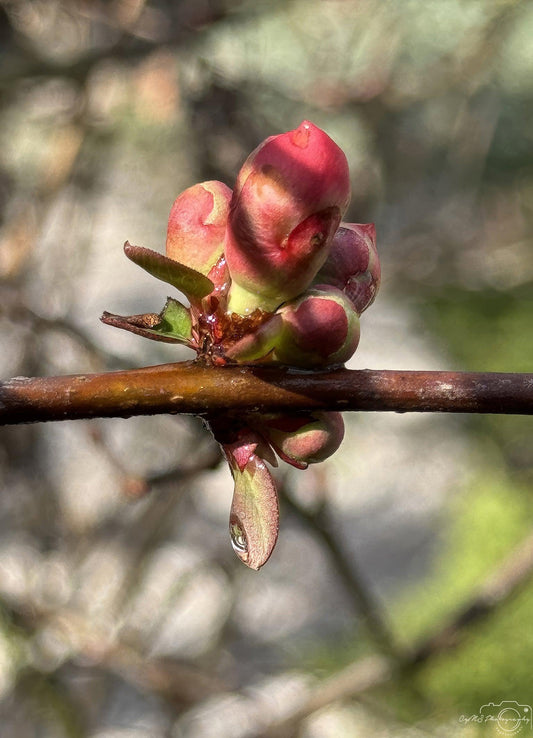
[101,297,193,345]
[124,242,214,300]
[157,297,193,342]
[228,454,279,570]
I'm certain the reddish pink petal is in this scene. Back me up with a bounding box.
[166,181,232,275]
[225,121,351,313]
[316,222,380,314]
[285,295,349,358]
[259,411,345,468]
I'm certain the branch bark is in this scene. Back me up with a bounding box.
[1,363,533,424]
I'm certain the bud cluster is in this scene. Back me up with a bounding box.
[103,121,380,569]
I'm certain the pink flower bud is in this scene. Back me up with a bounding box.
[259,411,345,469]
[225,121,351,314]
[315,223,380,314]
[276,287,359,365]
[226,286,360,367]
[166,180,232,276]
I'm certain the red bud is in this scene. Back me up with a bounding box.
[225,121,351,313]
[315,222,380,314]
[166,181,232,276]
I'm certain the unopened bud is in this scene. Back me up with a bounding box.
[225,121,351,314]
[258,411,345,469]
[315,222,380,314]
[227,286,360,367]
[166,180,232,276]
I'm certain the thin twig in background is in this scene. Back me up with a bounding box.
[280,485,401,661]
[0,595,228,710]
[0,290,127,370]
[255,527,533,737]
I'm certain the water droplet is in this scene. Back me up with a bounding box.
[230,521,248,555]
[291,121,311,149]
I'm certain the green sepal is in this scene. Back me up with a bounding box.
[156,296,193,342]
[101,297,194,346]
[124,242,214,300]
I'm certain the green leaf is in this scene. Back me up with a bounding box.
[101,297,193,346]
[156,297,193,342]
[229,455,279,570]
[124,242,214,300]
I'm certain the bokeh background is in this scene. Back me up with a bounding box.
[0,1,532,736]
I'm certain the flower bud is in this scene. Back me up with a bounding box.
[226,286,360,367]
[166,180,232,276]
[258,411,345,469]
[274,287,360,366]
[225,121,351,314]
[315,222,380,314]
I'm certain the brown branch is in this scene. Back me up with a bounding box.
[1,363,533,424]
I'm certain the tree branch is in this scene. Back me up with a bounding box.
[1,363,532,424]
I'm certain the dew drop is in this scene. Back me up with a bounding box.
[230,521,248,555]
[291,121,311,149]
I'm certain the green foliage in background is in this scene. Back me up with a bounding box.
[400,473,533,707]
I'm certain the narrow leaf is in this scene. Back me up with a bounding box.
[228,454,279,570]
[124,242,214,299]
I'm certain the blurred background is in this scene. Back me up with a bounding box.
[0,0,532,736]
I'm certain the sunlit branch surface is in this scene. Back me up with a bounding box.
[1,363,532,424]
